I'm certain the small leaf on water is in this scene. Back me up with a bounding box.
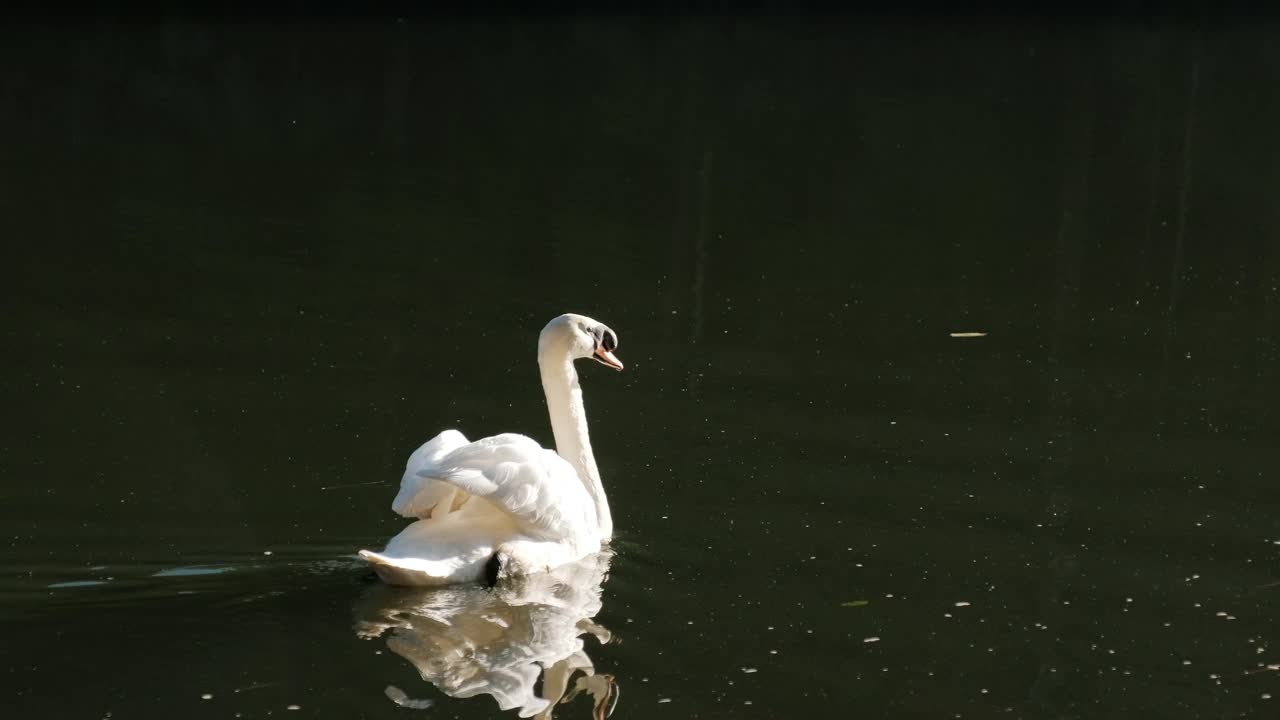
[841,600,869,607]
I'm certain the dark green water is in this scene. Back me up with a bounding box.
[3,17,1279,719]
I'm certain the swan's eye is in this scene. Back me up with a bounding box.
[600,329,617,352]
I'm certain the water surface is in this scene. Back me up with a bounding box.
[3,17,1279,719]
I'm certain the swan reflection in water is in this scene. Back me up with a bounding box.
[354,551,618,719]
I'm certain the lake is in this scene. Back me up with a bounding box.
[3,14,1278,719]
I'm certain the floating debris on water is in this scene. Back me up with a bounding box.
[385,686,434,709]
[48,580,109,589]
[741,668,758,674]
[949,332,988,338]
[955,601,971,607]
[200,694,213,700]
[863,636,881,643]
[153,566,234,578]
[842,600,869,607]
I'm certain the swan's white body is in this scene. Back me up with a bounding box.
[359,314,621,586]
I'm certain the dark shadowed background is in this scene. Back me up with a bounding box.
[2,12,1278,719]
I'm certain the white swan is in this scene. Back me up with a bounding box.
[359,313,623,586]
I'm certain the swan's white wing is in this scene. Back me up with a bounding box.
[392,430,470,518]
[428,433,598,543]
[364,433,599,585]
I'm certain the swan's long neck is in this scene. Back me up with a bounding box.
[538,349,613,539]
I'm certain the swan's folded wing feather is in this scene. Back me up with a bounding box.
[424,433,597,542]
[392,430,471,518]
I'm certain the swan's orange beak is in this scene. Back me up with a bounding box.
[593,347,624,371]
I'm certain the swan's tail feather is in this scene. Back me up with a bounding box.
[393,430,471,519]
[358,548,488,587]
[359,549,450,586]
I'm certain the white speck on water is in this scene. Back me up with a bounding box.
[1263,693,1273,700]
[286,705,301,711]
[1216,612,1228,617]
[863,636,881,643]
[955,601,971,607]
[769,650,778,654]
[658,698,672,703]
[980,688,989,694]
[741,668,757,674]
[1183,660,1192,666]
[201,694,213,700]
[263,551,273,556]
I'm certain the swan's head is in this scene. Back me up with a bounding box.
[539,313,624,371]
